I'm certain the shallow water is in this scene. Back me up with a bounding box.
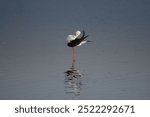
[0,39,150,99]
[0,0,150,99]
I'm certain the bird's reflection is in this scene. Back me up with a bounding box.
[64,65,83,99]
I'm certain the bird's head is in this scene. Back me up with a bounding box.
[75,31,81,37]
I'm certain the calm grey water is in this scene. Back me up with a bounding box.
[0,0,150,99]
[0,38,150,99]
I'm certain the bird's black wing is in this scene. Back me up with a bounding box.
[77,30,88,40]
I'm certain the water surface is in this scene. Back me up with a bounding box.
[0,0,150,99]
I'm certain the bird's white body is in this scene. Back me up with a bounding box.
[67,31,81,42]
[67,35,76,42]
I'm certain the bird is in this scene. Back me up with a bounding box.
[66,30,90,67]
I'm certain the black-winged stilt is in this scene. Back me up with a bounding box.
[67,30,90,67]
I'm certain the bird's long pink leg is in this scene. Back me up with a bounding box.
[72,47,76,67]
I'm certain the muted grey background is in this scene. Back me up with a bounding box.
[0,0,150,99]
